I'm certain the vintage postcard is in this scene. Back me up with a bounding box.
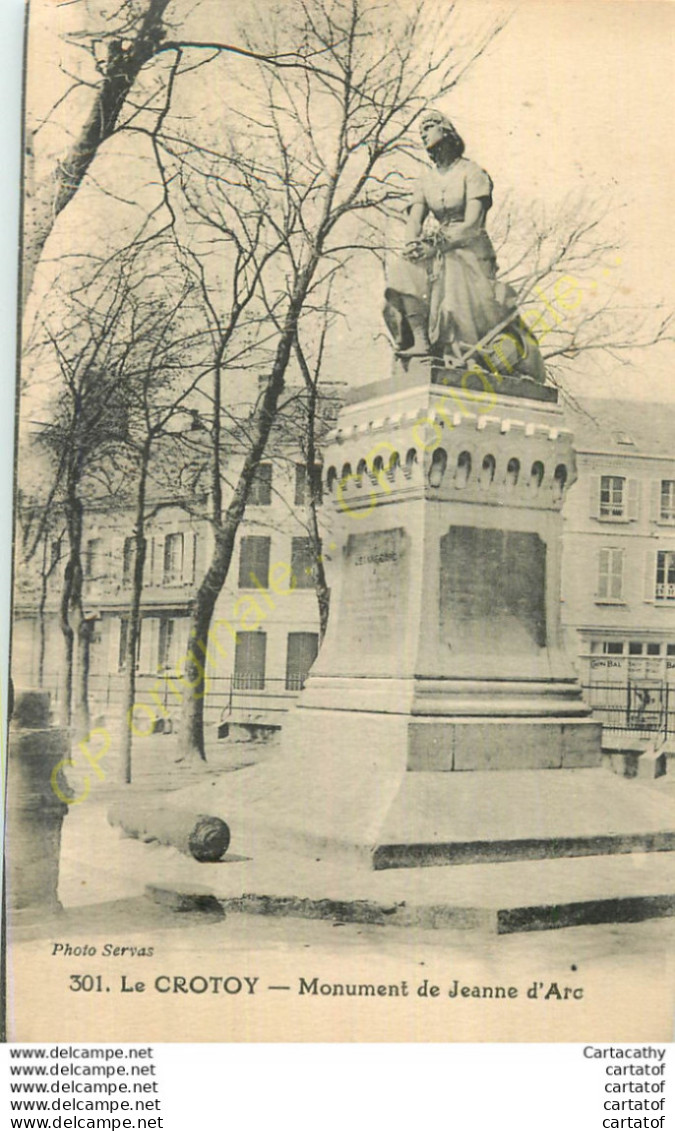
[3,0,675,1044]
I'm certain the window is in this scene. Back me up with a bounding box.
[647,643,661,656]
[238,536,271,589]
[667,644,675,657]
[656,550,675,601]
[158,618,176,670]
[163,533,184,585]
[600,476,625,518]
[290,537,316,589]
[286,632,319,690]
[294,464,307,506]
[661,481,675,521]
[628,641,644,656]
[85,538,102,579]
[603,641,624,655]
[122,536,135,586]
[234,631,266,689]
[249,463,272,506]
[597,548,624,600]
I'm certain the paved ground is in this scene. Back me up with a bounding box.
[7,738,675,1041]
[13,754,675,963]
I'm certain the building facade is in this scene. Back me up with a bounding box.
[13,394,675,741]
[560,398,675,737]
[12,454,332,736]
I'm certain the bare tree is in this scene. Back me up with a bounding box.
[14,490,65,690]
[291,313,341,643]
[26,0,443,301]
[489,193,674,385]
[112,245,213,782]
[24,242,209,738]
[28,269,135,735]
[159,0,500,761]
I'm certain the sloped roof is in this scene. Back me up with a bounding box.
[562,396,675,459]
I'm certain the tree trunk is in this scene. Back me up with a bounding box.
[37,540,49,688]
[177,540,236,762]
[307,466,330,642]
[22,0,172,307]
[178,298,308,762]
[73,616,93,742]
[59,473,84,729]
[59,569,74,727]
[119,452,150,784]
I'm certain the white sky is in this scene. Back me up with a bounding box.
[25,0,675,402]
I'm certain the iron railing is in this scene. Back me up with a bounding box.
[581,681,672,741]
[73,671,305,730]
[49,672,673,744]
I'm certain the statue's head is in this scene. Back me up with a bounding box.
[419,110,465,163]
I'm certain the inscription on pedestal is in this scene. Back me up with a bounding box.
[342,528,409,659]
[440,527,546,654]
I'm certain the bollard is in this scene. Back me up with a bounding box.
[6,689,71,915]
[107,800,231,862]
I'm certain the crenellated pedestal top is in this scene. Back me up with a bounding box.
[325,368,576,513]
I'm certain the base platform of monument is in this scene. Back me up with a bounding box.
[144,764,675,934]
[176,724,675,871]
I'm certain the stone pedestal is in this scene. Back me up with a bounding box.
[226,365,673,873]
[306,365,595,746]
[6,690,70,913]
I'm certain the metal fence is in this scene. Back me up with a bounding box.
[581,681,673,741]
[56,673,674,744]
[82,672,302,731]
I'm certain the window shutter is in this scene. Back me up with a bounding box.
[183,531,196,585]
[148,537,158,586]
[597,548,609,598]
[234,631,267,688]
[162,534,172,581]
[108,618,122,669]
[239,536,271,588]
[627,479,640,520]
[611,549,624,599]
[290,537,316,589]
[589,475,601,518]
[650,480,661,521]
[175,529,193,583]
[286,632,319,689]
[138,616,159,672]
[174,617,190,663]
[294,464,307,507]
[110,537,125,585]
[643,551,657,601]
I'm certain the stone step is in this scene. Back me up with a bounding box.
[143,847,675,935]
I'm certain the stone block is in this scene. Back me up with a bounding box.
[561,721,604,768]
[452,721,562,771]
[636,746,668,780]
[603,751,639,778]
[407,721,454,770]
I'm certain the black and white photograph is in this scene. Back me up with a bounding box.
[4,0,675,1043]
